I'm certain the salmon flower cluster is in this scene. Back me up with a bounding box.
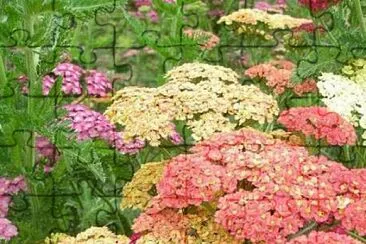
[121,128,366,243]
[183,28,220,50]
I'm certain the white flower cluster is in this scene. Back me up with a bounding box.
[318,73,366,144]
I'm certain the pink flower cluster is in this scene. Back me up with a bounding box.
[133,0,175,23]
[288,231,361,244]
[63,104,145,154]
[278,106,357,145]
[254,1,286,13]
[17,75,29,94]
[207,0,225,18]
[298,0,342,11]
[36,136,60,173]
[293,79,318,96]
[0,176,26,240]
[132,128,366,243]
[245,60,295,94]
[42,63,112,97]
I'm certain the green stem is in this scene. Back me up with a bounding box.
[354,0,366,38]
[23,5,41,237]
[287,221,318,241]
[0,52,7,93]
[347,231,366,243]
[343,145,351,162]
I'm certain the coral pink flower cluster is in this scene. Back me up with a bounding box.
[245,60,295,94]
[132,128,366,243]
[293,79,318,96]
[43,63,112,96]
[63,104,144,154]
[298,0,342,11]
[278,106,357,145]
[0,176,26,240]
[36,136,60,173]
[288,231,361,243]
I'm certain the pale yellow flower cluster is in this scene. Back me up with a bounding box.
[342,59,366,86]
[186,208,241,244]
[45,227,130,244]
[106,63,279,146]
[218,9,312,40]
[120,161,166,210]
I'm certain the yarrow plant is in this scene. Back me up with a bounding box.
[218,8,312,40]
[278,106,357,146]
[317,73,366,145]
[183,28,220,50]
[0,176,26,240]
[63,104,145,154]
[105,62,279,146]
[298,0,342,11]
[121,128,366,243]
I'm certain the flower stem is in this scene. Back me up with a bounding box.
[0,51,7,93]
[347,231,366,243]
[354,0,366,38]
[287,221,318,241]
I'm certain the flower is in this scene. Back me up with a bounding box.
[106,63,279,146]
[35,136,60,173]
[0,176,26,241]
[45,226,130,243]
[245,60,295,94]
[121,161,166,210]
[84,70,112,97]
[287,231,361,243]
[183,28,220,50]
[218,9,312,40]
[298,0,342,11]
[64,104,144,154]
[293,79,318,96]
[42,63,112,97]
[278,106,357,145]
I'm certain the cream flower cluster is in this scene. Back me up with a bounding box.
[218,9,312,40]
[45,226,130,243]
[105,63,279,146]
[317,73,366,143]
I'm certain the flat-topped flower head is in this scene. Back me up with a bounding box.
[106,63,279,146]
[218,9,312,40]
[298,0,342,12]
[288,231,361,243]
[183,29,220,50]
[45,226,130,243]
[121,161,166,210]
[64,104,144,154]
[278,106,357,146]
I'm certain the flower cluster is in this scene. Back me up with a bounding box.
[342,59,366,86]
[0,176,26,240]
[254,1,286,13]
[288,231,361,244]
[183,28,220,50]
[105,63,279,146]
[120,161,166,210]
[218,9,312,40]
[42,63,112,97]
[245,60,295,94]
[132,0,175,23]
[127,128,366,243]
[45,226,130,243]
[278,106,357,145]
[317,73,366,144]
[64,104,144,154]
[35,136,60,173]
[293,79,318,96]
[298,0,342,11]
